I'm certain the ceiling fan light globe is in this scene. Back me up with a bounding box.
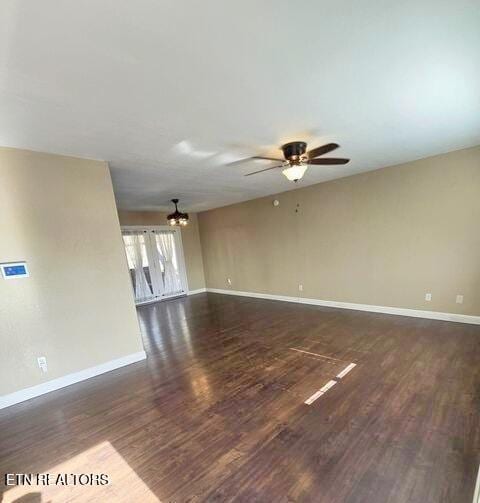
[282,165,308,182]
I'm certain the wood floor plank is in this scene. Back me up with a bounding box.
[1,292,479,502]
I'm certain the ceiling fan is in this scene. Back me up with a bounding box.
[241,141,349,182]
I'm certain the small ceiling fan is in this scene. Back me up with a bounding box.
[240,141,349,182]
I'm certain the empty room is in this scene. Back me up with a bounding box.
[0,1,479,502]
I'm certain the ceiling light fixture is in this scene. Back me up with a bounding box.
[167,198,189,226]
[282,163,308,182]
[240,141,349,181]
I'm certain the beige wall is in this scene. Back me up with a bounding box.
[199,146,480,316]
[0,147,144,396]
[117,210,206,291]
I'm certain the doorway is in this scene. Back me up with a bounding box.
[121,226,188,305]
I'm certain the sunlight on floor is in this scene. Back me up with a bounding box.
[3,441,161,502]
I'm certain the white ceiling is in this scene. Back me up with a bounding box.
[1,1,479,212]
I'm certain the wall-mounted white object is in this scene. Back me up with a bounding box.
[1,262,29,279]
[37,356,48,373]
[456,295,464,304]
[273,199,280,207]
[425,293,432,301]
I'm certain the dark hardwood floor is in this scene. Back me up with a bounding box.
[1,293,479,502]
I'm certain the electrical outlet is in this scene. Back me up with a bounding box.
[37,356,48,373]
[425,293,432,302]
[456,294,464,304]
[298,284,303,292]
[227,278,232,285]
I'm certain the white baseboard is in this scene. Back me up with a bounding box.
[188,288,207,295]
[0,351,147,411]
[474,463,480,503]
[206,288,480,325]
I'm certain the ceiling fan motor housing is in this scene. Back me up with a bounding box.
[282,141,307,162]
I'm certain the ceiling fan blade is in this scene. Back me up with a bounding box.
[226,155,283,166]
[225,156,256,166]
[251,155,285,162]
[307,143,339,159]
[244,165,284,176]
[307,158,350,165]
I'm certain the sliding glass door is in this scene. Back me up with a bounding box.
[122,227,188,304]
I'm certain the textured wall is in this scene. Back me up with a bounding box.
[199,146,480,316]
[0,148,143,396]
